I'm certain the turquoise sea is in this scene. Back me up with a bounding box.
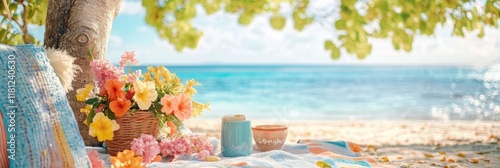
[132,65,500,121]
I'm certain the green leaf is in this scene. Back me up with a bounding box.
[28,6,36,19]
[402,42,412,52]
[328,42,341,59]
[107,109,115,120]
[330,49,341,59]
[453,26,464,37]
[154,102,163,114]
[477,28,485,38]
[238,12,254,25]
[142,0,156,8]
[87,110,96,125]
[324,40,334,50]
[11,33,23,44]
[392,34,402,50]
[204,2,220,15]
[0,29,6,39]
[335,20,347,30]
[9,3,17,15]
[85,98,99,105]
[87,49,94,60]
[11,14,19,22]
[270,15,286,30]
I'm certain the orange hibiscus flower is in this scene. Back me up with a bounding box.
[105,79,125,101]
[174,93,192,121]
[160,94,178,115]
[99,88,107,97]
[167,121,177,138]
[109,98,131,117]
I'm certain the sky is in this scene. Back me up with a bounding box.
[32,0,500,66]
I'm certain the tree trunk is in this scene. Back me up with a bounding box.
[44,0,122,146]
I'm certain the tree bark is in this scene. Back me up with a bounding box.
[44,0,122,146]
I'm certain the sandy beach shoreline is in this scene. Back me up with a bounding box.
[185,119,500,167]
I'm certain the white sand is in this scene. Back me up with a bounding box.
[184,119,500,168]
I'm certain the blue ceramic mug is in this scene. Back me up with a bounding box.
[221,115,252,157]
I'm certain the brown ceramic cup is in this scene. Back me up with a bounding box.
[252,125,288,152]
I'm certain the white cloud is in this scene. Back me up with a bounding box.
[119,0,144,16]
[108,34,123,48]
[363,26,500,66]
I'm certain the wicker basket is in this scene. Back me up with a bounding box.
[106,111,159,156]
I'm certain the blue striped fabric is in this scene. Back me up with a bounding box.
[0,45,90,167]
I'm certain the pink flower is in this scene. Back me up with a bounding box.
[126,70,141,83]
[174,94,192,121]
[158,134,213,160]
[142,141,161,163]
[119,51,139,68]
[160,94,178,115]
[95,104,105,113]
[131,137,146,156]
[139,134,156,144]
[159,137,192,157]
[90,59,124,90]
[197,150,210,161]
[173,137,190,155]
[88,150,105,168]
[130,134,161,163]
[190,134,214,155]
[159,140,173,157]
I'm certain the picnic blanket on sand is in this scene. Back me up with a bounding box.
[91,139,377,168]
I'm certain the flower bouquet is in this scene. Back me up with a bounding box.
[76,51,209,155]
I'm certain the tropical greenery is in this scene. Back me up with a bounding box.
[1,0,500,59]
[0,0,47,45]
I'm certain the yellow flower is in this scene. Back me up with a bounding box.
[89,113,120,142]
[147,65,154,73]
[154,74,162,88]
[133,80,158,110]
[157,66,171,80]
[143,66,154,81]
[80,105,92,115]
[184,79,200,97]
[76,84,93,102]
[110,150,145,168]
[192,101,210,118]
[143,72,152,82]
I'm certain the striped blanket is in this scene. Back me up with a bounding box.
[94,139,376,168]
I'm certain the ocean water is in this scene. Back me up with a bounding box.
[132,65,500,121]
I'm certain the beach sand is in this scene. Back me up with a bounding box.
[184,119,500,168]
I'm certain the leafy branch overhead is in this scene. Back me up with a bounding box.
[142,0,314,51]
[0,0,47,45]
[331,0,500,59]
[142,0,500,59]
